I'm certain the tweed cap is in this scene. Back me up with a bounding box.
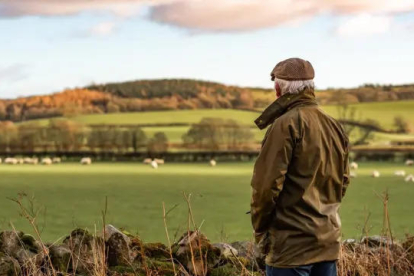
[271,58,314,81]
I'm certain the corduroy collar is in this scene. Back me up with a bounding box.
[254,88,317,130]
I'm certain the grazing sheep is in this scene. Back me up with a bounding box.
[41,158,52,165]
[394,170,406,177]
[405,174,414,182]
[154,158,164,165]
[23,157,39,165]
[350,162,358,170]
[52,157,61,164]
[5,158,18,165]
[80,157,92,165]
[143,158,152,164]
[371,170,380,178]
[150,160,158,169]
[16,158,24,165]
[210,159,217,167]
[23,157,32,164]
[350,171,357,178]
[406,159,414,166]
[0,158,2,164]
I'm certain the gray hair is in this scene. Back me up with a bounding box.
[275,78,315,95]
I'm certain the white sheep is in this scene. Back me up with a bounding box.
[210,159,217,167]
[405,174,414,182]
[52,157,61,164]
[350,171,357,178]
[24,157,38,165]
[406,160,414,166]
[150,160,158,169]
[41,158,52,165]
[5,158,18,165]
[371,170,380,178]
[23,157,32,164]
[80,157,92,165]
[154,158,164,165]
[143,158,152,164]
[394,170,406,177]
[0,158,2,164]
[350,162,358,170]
[16,158,24,165]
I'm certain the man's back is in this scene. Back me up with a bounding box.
[251,89,350,268]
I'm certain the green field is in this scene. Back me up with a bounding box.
[322,100,414,130]
[28,100,414,144]
[32,100,414,129]
[0,162,413,243]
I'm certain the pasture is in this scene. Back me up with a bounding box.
[0,161,413,243]
[26,100,414,145]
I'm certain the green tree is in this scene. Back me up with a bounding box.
[147,132,169,156]
[393,116,410,134]
[182,117,254,151]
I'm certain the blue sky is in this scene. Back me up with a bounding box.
[1,0,414,98]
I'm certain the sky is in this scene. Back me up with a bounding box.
[1,0,414,99]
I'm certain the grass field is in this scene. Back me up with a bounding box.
[0,162,413,243]
[32,100,414,130]
[27,100,414,144]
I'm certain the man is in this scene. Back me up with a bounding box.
[250,58,350,276]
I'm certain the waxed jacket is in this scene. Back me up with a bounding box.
[250,88,350,267]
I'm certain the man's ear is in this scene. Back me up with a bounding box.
[275,81,282,98]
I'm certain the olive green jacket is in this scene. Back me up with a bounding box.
[250,88,350,267]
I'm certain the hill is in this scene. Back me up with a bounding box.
[1,79,414,123]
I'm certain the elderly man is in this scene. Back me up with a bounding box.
[250,58,350,276]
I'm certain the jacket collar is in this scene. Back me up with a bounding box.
[254,88,317,130]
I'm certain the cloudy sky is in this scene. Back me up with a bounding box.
[1,0,414,98]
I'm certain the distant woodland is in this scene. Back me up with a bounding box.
[1,79,414,122]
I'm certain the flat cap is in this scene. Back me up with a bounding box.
[271,58,314,81]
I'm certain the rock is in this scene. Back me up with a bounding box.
[230,241,264,270]
[212,243,238,259]
[107,232,131,267]
[49,245,72,272]
[143,243,170,259]
[145,259,176,276]
[361,235,391,247]
[342,239,358,250]
[0,231,23,256]
[105,225,130,243]
[173,231,221,276]
[14,248,36,266]
[63,228,95,273]
[0,253,21,276]
[0,231,44,269]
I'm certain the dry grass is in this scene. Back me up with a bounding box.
[3,191,414,276]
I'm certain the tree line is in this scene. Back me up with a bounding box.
[0,118,256,155]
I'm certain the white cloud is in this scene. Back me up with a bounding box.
[336,14,392,37]
[0,0,413,33]
[90,21,117,36]
[149,0,414,32]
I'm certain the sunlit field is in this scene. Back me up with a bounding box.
[0,161,413,243]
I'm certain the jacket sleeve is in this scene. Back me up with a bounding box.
[342,144,350,198]
[250,117,296,242]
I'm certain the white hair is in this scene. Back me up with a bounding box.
[275,78,315,95]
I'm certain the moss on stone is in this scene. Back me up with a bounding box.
[20,234,39,253]
[145,259,176,276]
[143,242,170,259]
[210,263,241,276]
